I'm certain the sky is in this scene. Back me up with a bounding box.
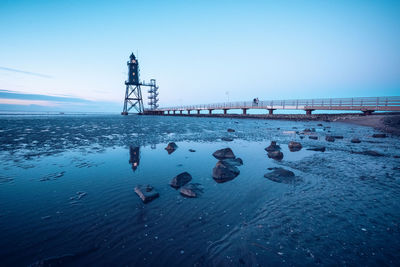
[0,0,399,112]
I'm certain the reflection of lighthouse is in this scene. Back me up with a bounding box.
[129,146,140,171]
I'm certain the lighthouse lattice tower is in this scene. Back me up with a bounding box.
[122,53,144,115]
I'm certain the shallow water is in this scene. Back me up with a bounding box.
[0,115,399,266]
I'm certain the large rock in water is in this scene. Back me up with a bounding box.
[264,168,297,184]
[288,141,302,152]
[212,148,236,160]
[267,150,284,160]
[134,185,159,203]
[212,160,240,183]
[170,172,192,188]
[265,141,281,152]
[180,183,203,198]
[165,142,178,154]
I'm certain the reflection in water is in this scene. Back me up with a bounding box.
[129,146,140,171]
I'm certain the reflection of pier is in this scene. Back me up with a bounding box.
[129,146,140,171]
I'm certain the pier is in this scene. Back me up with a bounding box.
[156,96,400,116]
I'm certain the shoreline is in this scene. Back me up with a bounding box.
[160,112,400,135]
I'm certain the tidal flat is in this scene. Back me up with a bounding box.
[0,114,399,266]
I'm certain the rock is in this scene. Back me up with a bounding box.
[317,123,323,126]
[394,155,400,159]
[351,138,361,143]
[372,133,386,138]
[264,168,296,184]
[307,147,326,152]
[288,141,302,152]
[134,185,159,203]
[393,167,400,170]
[221,137,234,142]
[353,150,384,157]
[212,148,236,160]
[309,136,318,140]
[332,136,344,139]
[170,172,192,188]
[212,160,240,183]
[325,136,335,142]
[189,149,196,152]
[179,183,203,198]
[267,150,284,160]
[299,136,304,139]
[265,141,281,152]
[303,128,312,132]
[165,142,178,154]
[222,158,243,166]
[227,128,235,132]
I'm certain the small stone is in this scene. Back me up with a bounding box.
[351,138,361,143]
[325,136,335,142]
[189,149,196,152]
[353,150,384,157]
[372,133,386,138]
[212,148,236,160]
[221,137,234,142]
[332,135,344,139]
[134,185,159,203]
[165,142,178,154]
[265,141,281,152]
[288,141,302,152]
[227,128,235,132]
[268,150,284,160]
[180,183,203,198]
[222,158,243,166]
[309,136,318,140]
[307,147,326,152]
[264,168,297,184]
[170,172,192,189]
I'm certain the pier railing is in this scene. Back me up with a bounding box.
[159,96,400,113]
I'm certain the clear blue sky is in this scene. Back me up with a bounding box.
[0,0,399,112]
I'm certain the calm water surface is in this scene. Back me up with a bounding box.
[0,115,399,266]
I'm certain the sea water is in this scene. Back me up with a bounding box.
[0,115,399,266]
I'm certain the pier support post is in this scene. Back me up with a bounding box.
[197,110,200,115]
[267,109,275,115]
[188,110,191,115]
[167,110,170,115]
[362,110,374,116]
[180,110,183,115]
[242,108,248,115]
[208,109,213,115]
[305,109,314,116]
[223,109,228,115]
[173,110,176,115]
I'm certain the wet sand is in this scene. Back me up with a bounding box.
[335,114,400,136]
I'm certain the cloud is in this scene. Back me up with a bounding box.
[0,89,122,112]
[0,89,90,103]
[0,66,53,78]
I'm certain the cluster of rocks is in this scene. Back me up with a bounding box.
[212,148,243,183]
[265,141,283,160]
[170,172,203,198]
